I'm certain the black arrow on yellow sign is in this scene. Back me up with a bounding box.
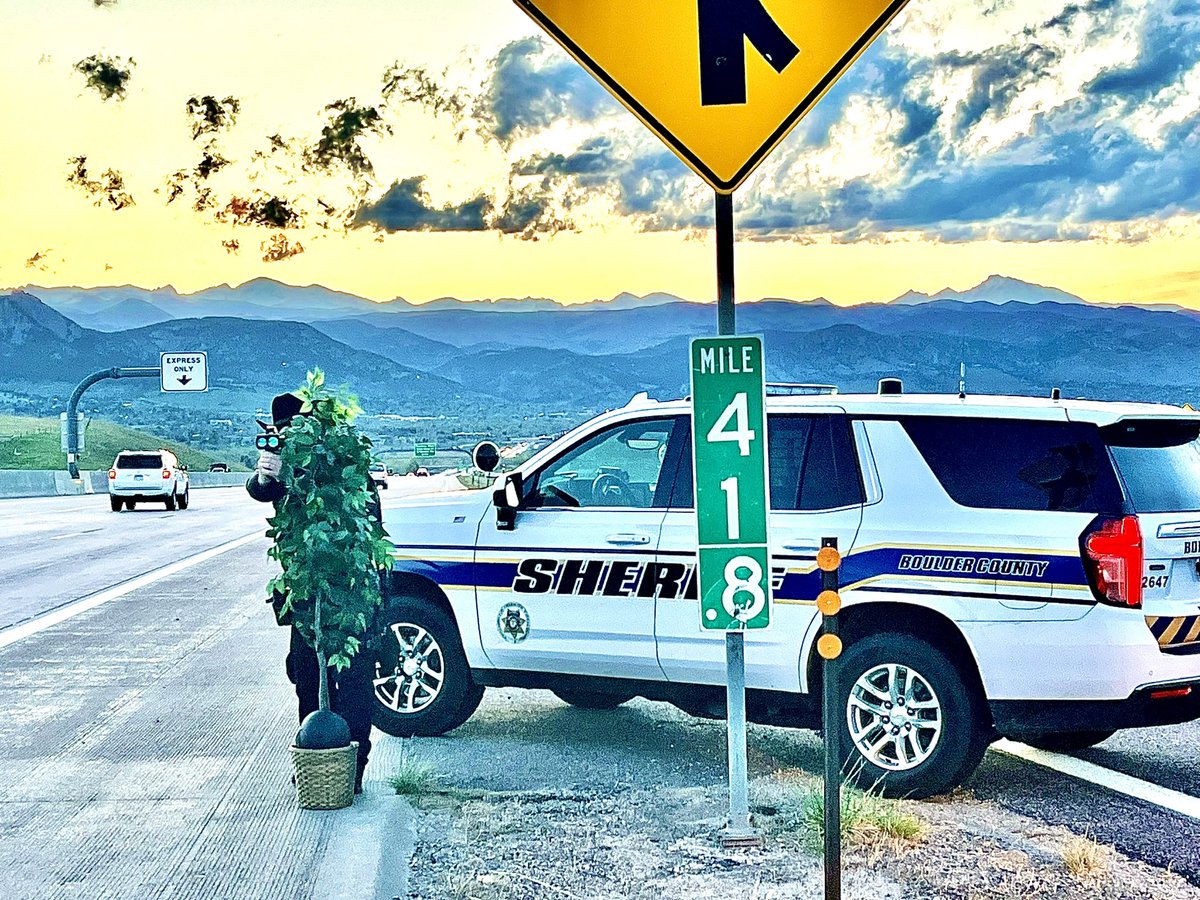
[698,0,800,106]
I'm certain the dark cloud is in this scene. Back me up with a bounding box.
[355,177,490,232]
[73,54,134,101]
[1086,0,1199,99]
[480,37,617,141]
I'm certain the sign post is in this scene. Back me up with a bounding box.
[690,331,771,846]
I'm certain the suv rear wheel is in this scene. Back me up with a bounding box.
[164,495,177,511]
[372,598,483,737]
[177,488,189,510]
[110,497,121,512]
[552,689,635,710]
[836,632,989,799]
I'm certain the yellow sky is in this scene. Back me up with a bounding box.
[2,0,1198,307]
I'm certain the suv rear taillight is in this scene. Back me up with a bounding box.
[1081,515,1143,608]
[162,469,172,479]
[108,469,116,480]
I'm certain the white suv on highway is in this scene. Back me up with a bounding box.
[108,450,190,512]
[374,386,1200,797]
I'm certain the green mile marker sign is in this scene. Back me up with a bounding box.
[689,335,772,631]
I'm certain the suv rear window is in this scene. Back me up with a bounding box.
[902,417,1124,513]
[1103,419,1200,513]
[117,454,164,469]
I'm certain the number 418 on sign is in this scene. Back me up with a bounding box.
[689,335,772,631]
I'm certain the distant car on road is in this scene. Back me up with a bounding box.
[108,450,189,512]
[369,462,389,490]
[208,462,230,473]
[415,467,430,477]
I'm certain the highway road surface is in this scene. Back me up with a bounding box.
[0,474,456,632]
[5,480,1200,894]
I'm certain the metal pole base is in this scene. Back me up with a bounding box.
[720,828,763,850]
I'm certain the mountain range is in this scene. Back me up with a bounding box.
[2,274,1198,456]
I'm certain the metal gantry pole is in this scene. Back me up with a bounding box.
[715,188,758,847]
[65,366,161,478]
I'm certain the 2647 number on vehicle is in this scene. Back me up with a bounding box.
[689,335,772,631]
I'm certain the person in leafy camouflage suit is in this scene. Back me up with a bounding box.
[247,390,382,793]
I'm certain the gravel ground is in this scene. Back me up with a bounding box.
[390,689,1200,900]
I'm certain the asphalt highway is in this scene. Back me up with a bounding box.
[0,475,454,632]
[5,484,1200,889]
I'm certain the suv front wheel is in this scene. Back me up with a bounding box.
[372,598,483,737]
[836,632,989,799]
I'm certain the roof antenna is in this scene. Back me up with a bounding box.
[958,362,966,400]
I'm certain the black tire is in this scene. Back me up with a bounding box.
[177,489,189,510]
[110,496,122,512]
[126,500,136,510]
[372,597,483,737]
[165,495,177,511]
[1019,730,1115,753]
[552,689,635,710]
[836,632,989,799]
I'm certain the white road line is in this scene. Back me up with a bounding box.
[995,738,1200,821]
[0,531,264,650]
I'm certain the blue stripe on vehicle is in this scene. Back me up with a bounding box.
[391,545,1092,602]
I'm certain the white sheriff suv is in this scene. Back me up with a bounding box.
[374,385,1200,797]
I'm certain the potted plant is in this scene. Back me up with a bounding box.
[265,370,393,809]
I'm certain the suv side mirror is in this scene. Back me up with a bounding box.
[492,472,524,530]
[473,440,501,473]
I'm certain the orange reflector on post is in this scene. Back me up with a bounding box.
[817,634,842,660]
[816,546,841,572]
[1150,687,1193,700]
[817,590,841,616]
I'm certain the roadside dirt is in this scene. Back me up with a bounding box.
[395,690,1200,899]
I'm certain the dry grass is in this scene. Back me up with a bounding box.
[754,768,926,856]
[1062,831,1112,882]
[388,743,438,796]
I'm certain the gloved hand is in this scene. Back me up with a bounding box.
[256,450,282,484]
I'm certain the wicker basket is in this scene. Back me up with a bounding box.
[291,741,359,810]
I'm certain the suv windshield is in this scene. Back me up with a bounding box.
[1103,419,1200,513]
[117,454,164,470]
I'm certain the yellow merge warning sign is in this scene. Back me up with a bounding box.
[514,0,910,193]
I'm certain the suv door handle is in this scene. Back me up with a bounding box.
[607,533,652,546]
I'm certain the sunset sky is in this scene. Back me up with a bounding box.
[2,0,1198,307]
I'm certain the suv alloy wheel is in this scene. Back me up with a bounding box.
[372,598,484,737]
[836,632,989,799]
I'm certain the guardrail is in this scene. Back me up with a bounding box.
[0,470,248,500]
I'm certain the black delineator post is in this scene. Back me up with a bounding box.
[819,536,842,900]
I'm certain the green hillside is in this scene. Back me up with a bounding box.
[0,414,237,471]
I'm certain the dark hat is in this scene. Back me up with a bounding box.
[271,392,304,428]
